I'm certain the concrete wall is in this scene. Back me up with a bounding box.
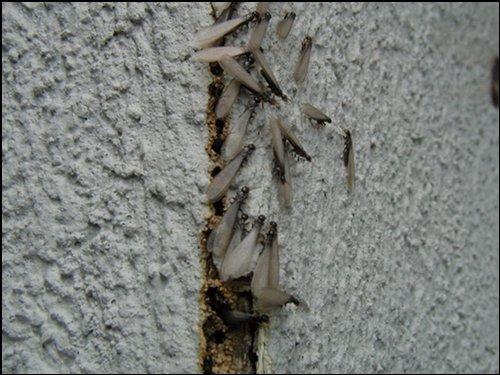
[2,2,499,373]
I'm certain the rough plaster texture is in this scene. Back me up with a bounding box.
[2,2,499,374]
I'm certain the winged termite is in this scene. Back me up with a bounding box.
[269,117,285,172]
[193,46,247,63]
[342,129,355,192]
[251,222,279,295]
[277,148,292,207]
[213,212,248,273]
[253,48,288,101]
[220,215,266,281]
[276,12,296,39]
[207,286,268,330]
[301,103,331,126]
[276,118,312,161]
[219,55,264,94]
[215,78,241,119]
[193,12,257,49]
[253,287,299,313]
[207,144,255,203]
[492,56,499,108]
[293,36,312,85]
[247,12,271,51]
[221,99,258,160]
[207,186,249,258]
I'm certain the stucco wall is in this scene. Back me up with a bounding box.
[2,2,499,373]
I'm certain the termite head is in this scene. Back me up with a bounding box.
[302,36,312,50]
[263,12,272,21]
[248,11,261,23]
[257,214,266,225]
[246,144,256,152]
[288,12,297,20]
[268,221,278,238]
[241,186,250,195]
[240,212,248,222]
[241,53,255,72]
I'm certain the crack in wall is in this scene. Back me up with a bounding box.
[198,71,261,373]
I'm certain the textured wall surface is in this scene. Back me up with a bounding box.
[2,2,499,374]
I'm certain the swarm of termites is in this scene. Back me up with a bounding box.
[195,2,353,372]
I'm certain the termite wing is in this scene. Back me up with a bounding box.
[342,129,355,192]
[221,98,258,161]
[276,12,296,39]
[219,55,264,95]
[207,186,250,259]
[276,118,312,161]
[293,36,312,85]
[215,78,241,119]
[220,215,266,281]
[251,222,279,295]
[247,12,271,51]
[193,46,247,63]
[301,103,331,126]
[254,287,300,313]
[207,144,255,203]
[193,12,258,49]
[212,212,248,273]
[252,48,288,101]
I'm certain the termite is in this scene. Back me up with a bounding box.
[247,12,271,51]
[207,144,255,203]
[221,98,258,161]
[253,48,288,101]
[276,12,296,39]
[207,186,250,259]
[220,215,266,281]
[206,286,268,330]
[193,11,259,49]
[293,36,312,85]
[277,148,292,207]
[301,103,331,127]
[276,118,312,162]
[492,56,499,109]
[215,78,241,119]
[251,222,279,295]
[269,117,285,172]
[342,129,355,192]
[269,120,292,206]
[219,55,278,106]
